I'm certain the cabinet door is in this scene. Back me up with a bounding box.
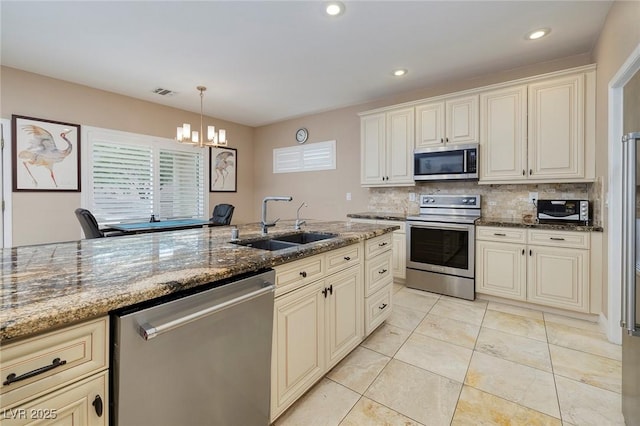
[476,241,527,300]
[386,107,415,185]
[527,246,589,312]
[360,113,386,185]
[271,281,325,418]
[528,74,584,179]
[415,101,445,148]
[391,230,406,280]
[445,95,479,145]
[9,372,108,426]
[325,266,363,369]
[479,86,528,182]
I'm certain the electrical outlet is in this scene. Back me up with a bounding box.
[528,192,538,204]
[409,192,416,202]
[346,192,351,201]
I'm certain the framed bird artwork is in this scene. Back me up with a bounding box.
[210,146,237,192]
[12,115,81,192]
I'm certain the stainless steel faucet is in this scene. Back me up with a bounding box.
[295,202,307,230]
[261,196,293,234]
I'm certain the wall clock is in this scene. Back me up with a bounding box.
[296,128,308,144]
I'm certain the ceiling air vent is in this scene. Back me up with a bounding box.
[152,88,177,96]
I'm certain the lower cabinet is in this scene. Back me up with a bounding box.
[363,233,394,335]
[476,226,590,313]
[271,252,363,421]
[350,218,406,281]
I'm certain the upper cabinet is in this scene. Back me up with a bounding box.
[359,64,596,187]
[479,68,595,184]
[415,94,478,148]
[360,107,414,187]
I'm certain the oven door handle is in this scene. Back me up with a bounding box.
[406,221,475,232]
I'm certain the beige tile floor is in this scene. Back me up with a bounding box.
[275,283,625,426]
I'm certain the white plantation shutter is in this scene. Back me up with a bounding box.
[273,140,336,173]
[86,128,206,225]
[91,142,154,223]
[158,149,204,219]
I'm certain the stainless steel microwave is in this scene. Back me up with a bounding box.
[414,143,478,181]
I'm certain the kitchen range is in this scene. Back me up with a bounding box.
[406,194,481,301]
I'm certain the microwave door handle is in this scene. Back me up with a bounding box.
[463,151,467,173]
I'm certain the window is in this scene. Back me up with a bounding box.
[84,127,206,224]
[273,140,336,173]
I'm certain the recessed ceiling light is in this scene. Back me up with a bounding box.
[393,69,408,77]
[526,28,550,40]
[325,1,345,16]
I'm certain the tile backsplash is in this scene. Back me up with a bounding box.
[368,181,601,226]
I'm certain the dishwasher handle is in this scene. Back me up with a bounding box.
[138,284,274,341]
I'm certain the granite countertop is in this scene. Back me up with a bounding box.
[476,217,604,232]
[347,212,407,221]
[0,220,398,343]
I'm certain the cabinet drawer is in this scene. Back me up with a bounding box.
[326,244,361,275]
[477,226,527,243]
[364,233,393,260]
[0,317,108,409]
[364,252,393,296]
[365,284,393,336]
[275,254,325,296]
[528,229,590,249]
[6,371,108,426]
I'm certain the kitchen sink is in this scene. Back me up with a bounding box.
[273,232,337,244]
[232,232,338,251]
[233,239,299,251]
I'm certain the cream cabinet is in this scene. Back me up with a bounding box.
[415,94,478,148]
[271,245,363,421]
[476,227,591,313]
[360,107,414,186]
[0,317,109,425]
[479,85,528,181]
[350,218,406,281]
[363,233,394,335]
[480,69,595,184]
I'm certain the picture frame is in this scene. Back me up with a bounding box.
[12,115,81,192]
[210,146,237,192]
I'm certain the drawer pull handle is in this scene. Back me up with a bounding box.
[93,395,104,417]
[379,303,388,310]
[344,256,351,261]
[378,269,388,274]
[550,237,565,241]
[378,242,388,247]
[300,271,307,278]
[493,233,506,236]
[3,357,67,386]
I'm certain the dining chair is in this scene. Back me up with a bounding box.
[74,208,124,239]
[210,204,234,226]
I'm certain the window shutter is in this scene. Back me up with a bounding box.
[91,142,154,223]
[273,140,336,173]
[158,149,205,219]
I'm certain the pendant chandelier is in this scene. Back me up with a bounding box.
[176,86,228,148]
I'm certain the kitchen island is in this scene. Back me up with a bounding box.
[0,220,398,343]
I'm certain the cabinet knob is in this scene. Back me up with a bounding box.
[522,249,525,255]
[378,242,388,247]
[344,256,351,261]
[299,271,307,278]
[378,268,388,274]
[522,169,525,176]
[529,169,532,175]
[328,284,333,295]
[440,138,444,143]
[446,137,449,143]
[93,395,103,417]
[379,303,388,310]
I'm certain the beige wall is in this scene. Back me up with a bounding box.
[252,54,592,223]
[592,0,640,317]
[1,66,255,246]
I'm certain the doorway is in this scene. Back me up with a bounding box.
[0,119,11,248]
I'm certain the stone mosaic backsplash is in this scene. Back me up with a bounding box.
[368,181,601,226]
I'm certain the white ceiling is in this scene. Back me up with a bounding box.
[1,1,612,127]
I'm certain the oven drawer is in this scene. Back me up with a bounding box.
[365,233,393,260]
[528,229,590,249]
[477,226,527,243]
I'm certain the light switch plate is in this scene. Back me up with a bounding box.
[529,192,538,204]
[346,192,351,201]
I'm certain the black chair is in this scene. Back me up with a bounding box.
[74,208,124,239]
[209,204,234,226]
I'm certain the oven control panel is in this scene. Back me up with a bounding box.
[419,194,480,208]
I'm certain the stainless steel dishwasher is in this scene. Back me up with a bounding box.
[111,269,275,426]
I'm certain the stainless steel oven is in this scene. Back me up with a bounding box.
[406,194,480,300]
